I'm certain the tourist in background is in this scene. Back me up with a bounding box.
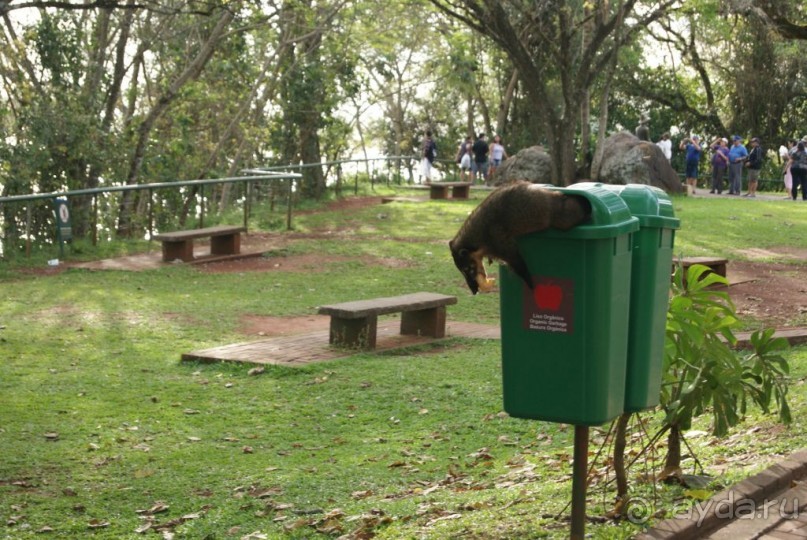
[421,130,437,184]
[788,141,807,200]
[489,135,508,180]
[744,137,763,197]
[456,136,473,182]
[781,139,797,198]
[727,135,748,195]
[679,135,703,194]
[709,137,730,194]
[471,132,490,185]
[656,132,672,161]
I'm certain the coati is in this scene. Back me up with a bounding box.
[449,181,592,294]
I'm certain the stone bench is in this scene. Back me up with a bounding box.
[152,225,246,262]
[317,292,458,349]
[428,182,473,200]
[673,256,729,285]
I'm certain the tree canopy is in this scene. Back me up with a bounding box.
[1,0,806,242]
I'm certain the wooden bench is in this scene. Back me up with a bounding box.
[152,225,246,262]
[318,292,458,349]
[428,182,473,200]
[672,256,728,284]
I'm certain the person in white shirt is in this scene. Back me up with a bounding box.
[656,132,672,161]
[489,135,508,180]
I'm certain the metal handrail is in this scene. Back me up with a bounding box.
[0,172,300,204]
[0,154,463,257]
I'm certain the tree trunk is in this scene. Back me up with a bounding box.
[475,84,492,137]
[665,423,682,472]
[466,94,474,137]
[549,114,579,185]
[495,68,518,137]
[116,8,235,236]
[613,412,631,501]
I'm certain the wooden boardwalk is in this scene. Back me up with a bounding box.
[182,320,501,366]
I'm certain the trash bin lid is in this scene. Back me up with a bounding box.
[600,183,681,230]
[535,182,639,239]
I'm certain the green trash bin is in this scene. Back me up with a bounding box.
[499,183,639,425]
[601,184,680,412]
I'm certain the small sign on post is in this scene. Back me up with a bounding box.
[54,198,72,257]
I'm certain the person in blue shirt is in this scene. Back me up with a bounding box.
[679,135,703,194]
[727,135,749,195]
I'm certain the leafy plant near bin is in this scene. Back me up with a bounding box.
[660,263,791,475]
[614,263,792,507]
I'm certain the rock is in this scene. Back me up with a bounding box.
[596,132,683,193]
[492,135,682,194]
[492,145,553,185]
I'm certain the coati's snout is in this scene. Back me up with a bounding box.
[449,241,495,295]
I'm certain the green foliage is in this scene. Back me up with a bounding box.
[662,264,791,440]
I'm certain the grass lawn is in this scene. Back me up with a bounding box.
[1,190,806,539]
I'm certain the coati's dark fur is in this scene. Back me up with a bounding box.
[449,181,592,294]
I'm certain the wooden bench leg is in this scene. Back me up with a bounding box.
[329,316,377,349]
[400,306,447,338]
[451,185,470,199]
[162,240,194,262]
[429,186,448,200]
[211,233,240,256]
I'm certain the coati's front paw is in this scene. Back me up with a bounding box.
[476,275,497,293]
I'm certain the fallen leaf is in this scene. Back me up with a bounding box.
[135,502,169,515]
[242,446,254,454]
[426,513,462,526]
[37,525,55,533]
[282,518,310,531]
[241,531,268,539]
[87,519,110,529]
[43,432,59,441]
[248,367,264,376]
[187,437,201,442]
[323,508,345,519]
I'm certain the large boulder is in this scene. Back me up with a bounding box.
[493,145,553,185]
[596,132,682,194]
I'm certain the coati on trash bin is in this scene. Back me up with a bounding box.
[449,181,592,294]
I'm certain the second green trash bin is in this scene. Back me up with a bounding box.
[601,184,680,412]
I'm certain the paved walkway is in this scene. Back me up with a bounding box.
[182,319,501,366]
[639,450,807,539]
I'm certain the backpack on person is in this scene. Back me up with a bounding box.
[793,150,807,171]
[425,140,437,163]
[747,146,764,169]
